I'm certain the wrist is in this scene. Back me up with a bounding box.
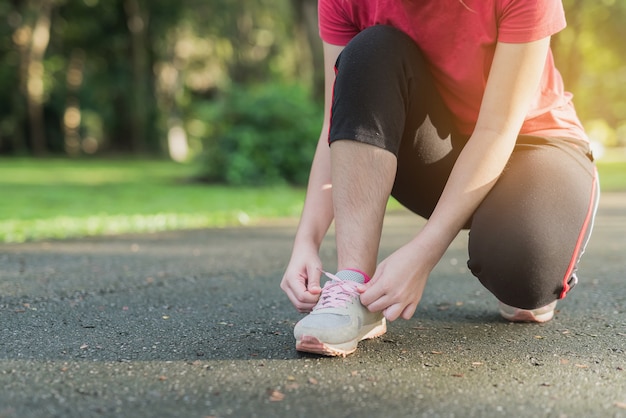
[293,230,323,253]
[294,216,332,252]
[409,224,454,269]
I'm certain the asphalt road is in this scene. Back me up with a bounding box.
[1,193,625,418]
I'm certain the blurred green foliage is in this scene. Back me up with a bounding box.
[555,0,626,146]
[200,83,321,185]
[0,0,318,159]
[0,0,624,185]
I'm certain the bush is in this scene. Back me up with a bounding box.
[198,83,322,186]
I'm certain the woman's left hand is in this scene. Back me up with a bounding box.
[357,242,433,321]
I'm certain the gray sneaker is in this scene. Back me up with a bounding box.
[294,270,386,357]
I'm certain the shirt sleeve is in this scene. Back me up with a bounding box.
[318,0,360,45]
[497,0,567,43]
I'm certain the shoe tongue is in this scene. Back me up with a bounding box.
[334,269,366,284]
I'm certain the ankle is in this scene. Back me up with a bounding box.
[334,269,370,284]
[343,268,371,283]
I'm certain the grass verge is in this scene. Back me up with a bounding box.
[0,158,305,243]
[1,157,624,243]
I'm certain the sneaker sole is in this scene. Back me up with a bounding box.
[296,319,387,357]
[499,301,556,323]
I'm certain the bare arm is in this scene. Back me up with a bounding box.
[420,38,552,267]
[360,38,552,320]
[280,42,344,312]
[292,43,344,252]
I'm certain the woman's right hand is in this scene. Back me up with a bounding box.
[280,243,324,313]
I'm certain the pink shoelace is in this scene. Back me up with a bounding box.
[313,271,360,310]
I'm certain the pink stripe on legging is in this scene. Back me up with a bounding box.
[559,167,600,299]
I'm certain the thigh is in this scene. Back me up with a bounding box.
[467,137,599,308]
[391,125,467,220]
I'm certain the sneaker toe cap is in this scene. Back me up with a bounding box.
[294,313,356,343]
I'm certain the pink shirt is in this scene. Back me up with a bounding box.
[319,0,588,140]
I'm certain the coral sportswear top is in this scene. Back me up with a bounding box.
[318,0,588,141]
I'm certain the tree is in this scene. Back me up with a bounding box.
[8,0,55,156]
[0,0,624,157]
[553,0,626,144]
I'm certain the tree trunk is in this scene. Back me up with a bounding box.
[291,0,324,101]
[123,0,150,154]
[15,0,53,156]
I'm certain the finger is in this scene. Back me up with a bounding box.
[358,280,386,307]
[296,303,316,313]
[362,294,393,315]
[285,287,317,312]
[281,272,306,298]
[296,282,322,305]
[357,268,381,293]
[356,281,370,294]
[305,266,322,294]
[282,273,320,310]
[382,304,404,322]
[400,303,418,320]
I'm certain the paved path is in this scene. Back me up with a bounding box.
[1,193,625,418]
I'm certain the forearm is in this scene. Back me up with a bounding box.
[291,42,345,253]
[412,39,551,270]
[293,131,335,250]
[412,129,516,268]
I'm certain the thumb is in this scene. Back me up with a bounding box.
[357,269,378,293]
[356,283,367,293]
[306,265,322,294]
[356,279,373,294]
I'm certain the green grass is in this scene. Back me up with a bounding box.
[1,157,624,243]
[0,158,306,243]
[596,160,626,192]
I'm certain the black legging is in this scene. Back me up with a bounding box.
[329,25,599,309]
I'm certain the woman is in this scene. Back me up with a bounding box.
[280,0,599,357]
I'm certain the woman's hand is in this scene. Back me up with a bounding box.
[358,242,434,321]
[280,243,324,313]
